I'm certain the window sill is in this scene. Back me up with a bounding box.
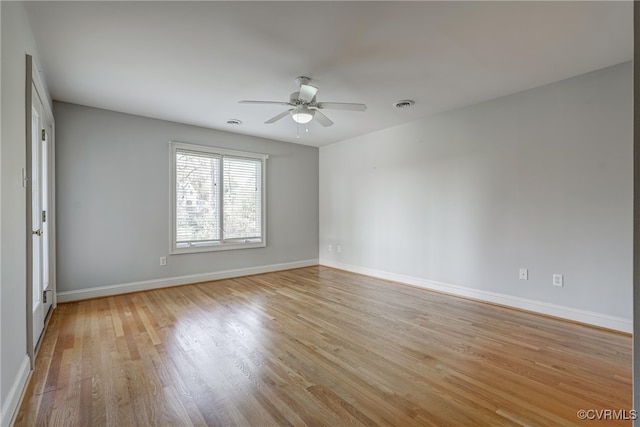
[170,241,266,255]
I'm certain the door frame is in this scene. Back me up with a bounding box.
[25,54,56,367]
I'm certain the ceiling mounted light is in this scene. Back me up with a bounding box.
[291,106,315,124]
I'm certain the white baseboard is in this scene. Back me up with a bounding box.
[57,259,318,303]
[1,355,30,427]
[320,259,632,333]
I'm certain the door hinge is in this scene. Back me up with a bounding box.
[42,210,46,223]
[43,290,47,304]
[41,129,46,141]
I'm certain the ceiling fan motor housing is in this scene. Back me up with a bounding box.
[290,92,304,104]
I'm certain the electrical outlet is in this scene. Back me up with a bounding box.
[519,268,528,280]
[553,274,563,287]
[328,244,333,252]
[160,256,167,266]
[337,245,342,253]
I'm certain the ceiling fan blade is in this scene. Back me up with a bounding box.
[313,110,334,127]
[239,100,291,106]
[316,102,367,112]
[298,84,318,102]
[265,109,293,124]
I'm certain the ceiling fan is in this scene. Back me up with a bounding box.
[239,76,367,127]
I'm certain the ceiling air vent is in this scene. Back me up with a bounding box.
[226,119,243,125]
[393,100,415,109]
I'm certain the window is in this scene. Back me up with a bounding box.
[171,142,267,253]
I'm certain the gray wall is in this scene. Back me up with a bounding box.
[320,62,633,321]
[54,102,319,292]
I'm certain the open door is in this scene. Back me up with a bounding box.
[26,55,56,362]
[30,87,53,348]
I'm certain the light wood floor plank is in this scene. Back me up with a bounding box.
[15,266,631,426]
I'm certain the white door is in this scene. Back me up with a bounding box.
[31,85,53,349]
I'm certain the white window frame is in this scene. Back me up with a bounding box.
[170,141,267,254]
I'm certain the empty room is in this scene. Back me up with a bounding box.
[1,1,636,426]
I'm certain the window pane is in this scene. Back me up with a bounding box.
[223,156,262,241]
[176,150,220,244]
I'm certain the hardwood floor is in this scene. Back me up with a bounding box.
[14,266,631,426]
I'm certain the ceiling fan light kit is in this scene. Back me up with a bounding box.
[239,76,367,129]
[291,106,314,124]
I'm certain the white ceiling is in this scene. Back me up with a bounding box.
[25,1,633,147]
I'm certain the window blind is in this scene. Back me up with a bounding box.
[223,156,262,241]
[175,149,220,246]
